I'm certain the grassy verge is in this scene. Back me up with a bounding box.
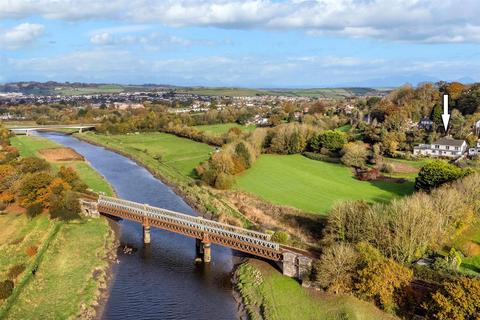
[236,154,414,214]
[194,123,256,136]
[235,260,396,320]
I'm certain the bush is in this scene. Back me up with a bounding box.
[26,203,43,219]
[214,173,234,190]
[415,160,471,191]
[7,264,25,280]
[17,157,50,174]
[271,231,289,244]
[0,201,6,211]
[0,279,14,300]
[26,245,38,257]
[380,163,394,174]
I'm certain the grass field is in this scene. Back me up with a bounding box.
[54,84,124,96]
[194,123,256,136]
[10,135,113,195]
[79,132,214,178]
[3,218,113,319]
[236,260,396,320]
[236,154,414,214]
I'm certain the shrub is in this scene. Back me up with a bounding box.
[0,201,6,211]
[0,279,14,300]
[271,231,289,244]
[415,160,471,191]
[26,245,38,257]
[17,157,50,174]
[26,203,43,219]
[302,152,340,163]
[214,173,234,190]
[380,163,394,174]
[7,264,25,280]
[318,130,348,153]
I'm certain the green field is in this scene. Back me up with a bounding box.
[10,135,113,195]
[236,261,396,320]
[194,123,256,136]
[79,132,214,178]
[3,218,113,319]
[236,154,414,214]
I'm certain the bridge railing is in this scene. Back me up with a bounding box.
[98,196,279,250]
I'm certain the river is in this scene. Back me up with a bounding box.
[36,132,238,320]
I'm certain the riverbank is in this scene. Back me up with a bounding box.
[233,260,397,320]
[74,132,253,227]
[1,134,118,319]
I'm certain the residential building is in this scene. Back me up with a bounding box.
[468,140,480,156]
[418,117,433,130]
[413,137,467,158]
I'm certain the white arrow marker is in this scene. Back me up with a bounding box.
[442,94,450,132]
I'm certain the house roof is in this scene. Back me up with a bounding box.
[432,137,466,147]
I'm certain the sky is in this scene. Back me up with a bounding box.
[0,0,480,88]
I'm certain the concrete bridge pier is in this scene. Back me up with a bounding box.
[195,238,211,263]
[143,225,151,244]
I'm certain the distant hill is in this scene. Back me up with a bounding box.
[0,81,391,98]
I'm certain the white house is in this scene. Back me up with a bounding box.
[468,140,480,156]
[413,137,467,158]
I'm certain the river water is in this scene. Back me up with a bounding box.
[36,132,238,320]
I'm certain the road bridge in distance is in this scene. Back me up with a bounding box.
[7,124,96,135]
[81,195,312,279]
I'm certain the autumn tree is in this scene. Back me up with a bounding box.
[425,277,480,320]
[341,141,369,168]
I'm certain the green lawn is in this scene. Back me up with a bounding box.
[194,123,256,136]
[10,136,113,195]
[79,132,214,178]
[236,260,396,320]
[236,154,414,214]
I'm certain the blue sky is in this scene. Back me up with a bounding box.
[1,0,480,87]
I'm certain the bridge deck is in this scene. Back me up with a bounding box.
[97,196,283,261]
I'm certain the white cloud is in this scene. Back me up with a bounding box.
[2,1,480,43]
[0,23,44,49]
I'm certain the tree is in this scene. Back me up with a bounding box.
[425,277,480,320]
[17,172,53,208]
[57,166,87,192]
[341,142,369,168]
[49,190,80,221]
[318,130,348,153]
[17,157,50,174]
[315,243,359,294]
[26,203,43,219]
[356,255,413,311]
[415,160,470,191]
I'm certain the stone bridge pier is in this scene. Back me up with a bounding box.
[280,251,313,280]
[195,237,211,263]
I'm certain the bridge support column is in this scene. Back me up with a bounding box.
[203,241,211,263]
[79,128,83,133]
[195,238,211,263]
[143,226,151,244]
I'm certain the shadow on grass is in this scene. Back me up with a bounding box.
[369,179,415,198]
